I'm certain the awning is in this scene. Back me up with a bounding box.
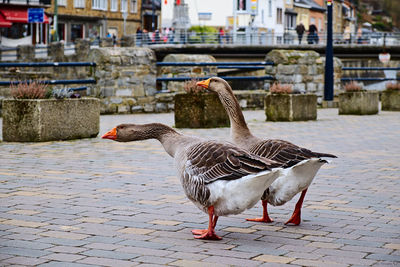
[0,12,12,28]
[285,8,297,15]
[0,7,49,24]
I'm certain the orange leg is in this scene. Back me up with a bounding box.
[246,200,274,223]
[192,206,222,240]
[285,188,308,225]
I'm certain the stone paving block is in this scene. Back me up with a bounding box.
[253,254,295,264]
[321,255,377,265]
[365,253,400,262]
[118,227,155,235]
[35,237,89,247]
[2,256,49,266]
[201,248,259,259]
[133,255,175,265]
[40,231,90,240]
[77,256,137,267]
[0,247,52,258]
[38,262,95,267]
[47,245,88,254]
[81,249,139,260]
[167,251,208,261]
[116,246,173,257]
[290,259,348,267]
[203,255,261,266]
[1,239,54,250]
[171,259,229,267]
[42,253,86,262]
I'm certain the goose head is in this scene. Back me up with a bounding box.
[197,77,233,94]
[102,123,176,142]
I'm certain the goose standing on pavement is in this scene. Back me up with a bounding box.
[102,123,286,240]
[197,77,337,225]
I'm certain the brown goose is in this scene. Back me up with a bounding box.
[102,123,285,240]
[197,77,337,225]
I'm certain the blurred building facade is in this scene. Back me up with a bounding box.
[0,0,51,45]
[45,0,143,43]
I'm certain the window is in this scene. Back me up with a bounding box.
[111,0,118,11]
[285,14,296,29]
[268,0,272,17]
[121,0,128,12]
[74,0,85,8]
[58,0,66,6]
[237,0,246,11]
[277,8,282,24]
[130,0,137,13]
[261,9,264,24]
[92,0,107,10]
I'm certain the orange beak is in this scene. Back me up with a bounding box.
[196,78,211,89]
[102,127,117,140]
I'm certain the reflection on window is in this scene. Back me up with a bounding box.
[74,0,85,8]
[130,0,137,13]
[111,0,118,11]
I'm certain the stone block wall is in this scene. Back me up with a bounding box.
[265,50,342,102]
[158,54,218,92]
[88,47,158,114]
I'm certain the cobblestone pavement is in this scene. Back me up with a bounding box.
[0,108,399,267]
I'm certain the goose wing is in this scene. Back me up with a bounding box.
[249,139,337,168]
[182,141,282,205]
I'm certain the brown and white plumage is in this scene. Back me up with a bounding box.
[197,77,337,225]
[102,123,285,239]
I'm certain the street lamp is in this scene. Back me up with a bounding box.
[324,0,334,102]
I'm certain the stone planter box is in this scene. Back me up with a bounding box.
[174,93,229,128]
[338,91,379,115]
[264,94,317,121]
[381,90,400,111]
[2,98,100,142]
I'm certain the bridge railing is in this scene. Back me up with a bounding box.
[341,66,400,83]
[156,61,275,84]
[0,62,96,89]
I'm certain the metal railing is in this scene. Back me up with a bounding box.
[341,66,400,83]
[2,31,398,61]
[156,75,274,82]
[0,62,96,86]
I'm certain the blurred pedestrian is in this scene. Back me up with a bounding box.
[136,27,142,46]
[218,27,225,44]
[307,24,318,44]
[295,22,305,44]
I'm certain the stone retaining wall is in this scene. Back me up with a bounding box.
[158,54,217,92]
[265,50,342,103]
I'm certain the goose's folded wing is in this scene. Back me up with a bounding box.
[250,139,336,167]
[185,141,282,185]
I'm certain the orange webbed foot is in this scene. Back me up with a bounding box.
[246,216,274,223]
[284,212,301,225]
[191,229,207,235]
[193,231,222,240]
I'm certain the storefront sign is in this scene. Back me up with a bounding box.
[28,8,44,23]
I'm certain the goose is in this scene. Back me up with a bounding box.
[197,77,337,225]
[102,123,286,240]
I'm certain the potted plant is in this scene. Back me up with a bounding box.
[264,83,317,121]
[381,82,400,111]
[174,79,229,128]
[338,81,379,115]
[2,81,100,142]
